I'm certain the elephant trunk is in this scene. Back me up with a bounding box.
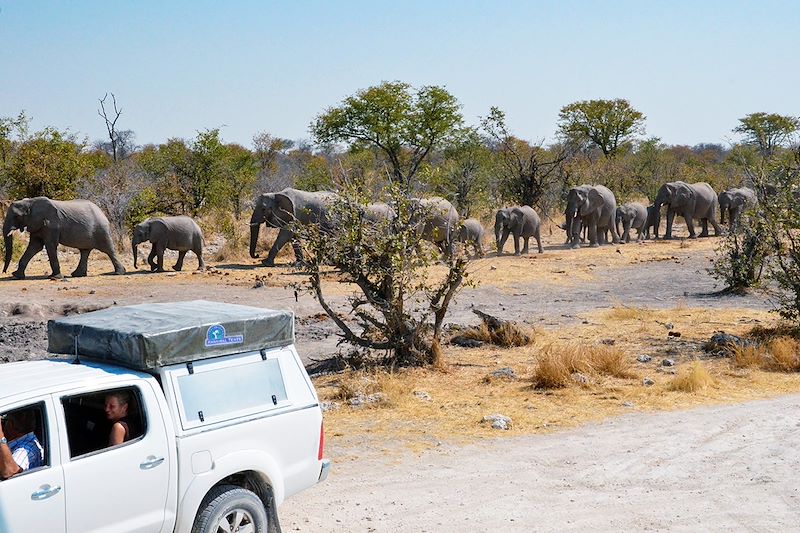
[3,215,14,273]
[132,237,139,269]
[719,205,726,224]
[249,213,261,258]
[565,208,578,245]
[652,195,666,238]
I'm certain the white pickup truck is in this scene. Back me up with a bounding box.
[0,300,329,533]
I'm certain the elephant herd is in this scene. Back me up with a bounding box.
[1,181,757,279]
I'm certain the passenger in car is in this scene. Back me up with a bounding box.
[0,409,44,479]
[105,391,133,446]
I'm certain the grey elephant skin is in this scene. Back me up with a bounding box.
[363,202,395,224]
[615,202,649,243]
[249,188,339,266]
[3,197,125,279]
[653,181,721,239]
[642,205,659,239]
[564,185,619,248]
[132,216,205,272]
[457,218,485,257]
[410,197,460,255]
[495,206,543,255]
[718,187,757,230]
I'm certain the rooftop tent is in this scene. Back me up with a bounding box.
[48,300,295,370]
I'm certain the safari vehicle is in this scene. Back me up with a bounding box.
[0,300,329,533]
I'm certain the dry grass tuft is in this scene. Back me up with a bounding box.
[730,337,800,372]
[764,337,800,372]
[458,321,534,348]
[605,305,650,321]
[668,361,715,392]
[589,345,638,379]
[531,343,636,389]
[732,345,765,369]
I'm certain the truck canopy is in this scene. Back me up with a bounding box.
[47,300,295,370]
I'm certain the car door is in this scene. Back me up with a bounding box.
[0,397,66,533]
[57,382,171,533]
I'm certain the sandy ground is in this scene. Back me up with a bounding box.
[1,226,795,532]
[279,394,800,532]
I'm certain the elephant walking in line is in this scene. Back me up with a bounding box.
[249,188,340,266]
[410,197,460,256]
[3,197,125,279]
[132,216,205,272]
[653,181,722,239]
[564,185,619,248]
[642,205,659,239]
[718,187,757,230]
[495,206,543,255]
[615,202,649,243]
[457,218,485,257]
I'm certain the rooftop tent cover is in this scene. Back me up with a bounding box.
[47,300,295,370]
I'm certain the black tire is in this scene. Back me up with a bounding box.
[192,484,268,533]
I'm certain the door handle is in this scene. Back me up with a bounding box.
[31,484,62,501]
[140,456,165,470]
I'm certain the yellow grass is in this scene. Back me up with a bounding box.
[668,361,715,392]
[765,337,800,372]
[459,322,534,348]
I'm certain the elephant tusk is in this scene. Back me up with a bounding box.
[249,222,262,227]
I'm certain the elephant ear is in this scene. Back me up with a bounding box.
[588,187,604,209]
[275,193,296,224]
[675,184,694,204]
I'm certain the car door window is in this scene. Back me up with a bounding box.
[61,386,147,458]
[1,401,48,477]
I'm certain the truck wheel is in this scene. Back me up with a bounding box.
[192,484,268,533]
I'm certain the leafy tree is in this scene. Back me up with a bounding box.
[426,127,492,217]
[5,127,99,199]
[557,98,646,158]
[482,107,568,209]
[253,132,294,192]
[733,112,799,160]
[294,183,468,368]
[215,143,257,218]
[310,81,463,190]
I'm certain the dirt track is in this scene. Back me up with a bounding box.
[279,394,800,532]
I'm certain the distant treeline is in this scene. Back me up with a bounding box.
[1,83,797,240]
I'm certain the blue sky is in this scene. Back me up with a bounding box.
[1,1,797,148]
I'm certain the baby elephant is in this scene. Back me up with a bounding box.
[615,202,649,243]
[132,216,205,272]
[495,206,543,255]
[457,218,485,257]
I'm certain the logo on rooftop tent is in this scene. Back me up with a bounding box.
[205,324,244,347]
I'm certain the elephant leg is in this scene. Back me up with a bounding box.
[699,218,709,238]
[41,239,64,279]
[13,238,46,279]
[588,221,599,247]
[173,251,187,271]
[291,239,306,265]
[513,232,521,256]
[154,243,166,272]
[71,249,91,277]
[498,228,510,255]
[665,209,675,239]
[535,229,543,254]
[684,209,697,238]
[264,229,293,266]
[521,236,530,255]
[623,221,632,243]
[195,248,205,270]
[147,247,158,272]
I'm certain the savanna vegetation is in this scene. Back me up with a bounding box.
[2,82,800,375]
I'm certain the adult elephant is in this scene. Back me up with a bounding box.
[615,202,649,243]
[718,187,757,230]
[364,202,395,224]
[564,185,619,248]
[495,206,543,255]
[3,197,125,279]
[409,197,460,256]
[249,188,340,266]
[132,216,205,272]
[653,181,721,239]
